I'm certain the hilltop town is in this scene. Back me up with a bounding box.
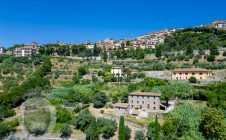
[0,20,226,140]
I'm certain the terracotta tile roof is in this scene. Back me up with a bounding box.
[114,103,129,108]
[173,68,211,73]
[129,92,161,97]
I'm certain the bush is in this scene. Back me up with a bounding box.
[189,76,197,83]
[137,73,145,78]
[60,124,72,138]
[0,107,15,119]
[100,110,104,114]
[207,55,215,62]
[93,92,107,108]
[125,125,131,140]
[72,109,95,132]
[135,130,145,140]
[223,51,226,56]
[97,117,117,139]
[0,119,19,139]
[56,107,73,123]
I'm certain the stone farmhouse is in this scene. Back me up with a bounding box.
[114,92,165,118]
[172,68,212,80]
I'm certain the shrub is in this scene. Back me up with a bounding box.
[72,109,95,132]
[56,107,73,123]
[100,110,104,114]
[135,130,145,140]
[189,76,197,83]
[125,125,131,140]
[97,117,117,139]
[93,92,107,108]
[60,124,72,138]
[137,73,145,78]
[207,55,215,62]
[223,51,226,56]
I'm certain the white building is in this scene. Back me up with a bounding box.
[0,47,6,54]
[13,42,38,57]
[111,67,123,77]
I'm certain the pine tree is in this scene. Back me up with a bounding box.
[119,116,125,140]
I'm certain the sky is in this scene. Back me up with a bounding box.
[0,0,226,47]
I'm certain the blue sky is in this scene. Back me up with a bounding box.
[0,0,226,47]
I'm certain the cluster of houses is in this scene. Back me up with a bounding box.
[0,42,39,57]
[113,67,214,118]
[111,67,213,81]
[94,29,175,51]
[211,20,226,30]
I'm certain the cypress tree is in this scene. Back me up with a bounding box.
[119,116,125,140]
[93,43,99,56]
[154,115,161,140]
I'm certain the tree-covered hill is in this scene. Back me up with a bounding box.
[159,27,226,53]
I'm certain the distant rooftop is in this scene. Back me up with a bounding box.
[173,68,211,72]
[114,103,129,108]
[129,92,161,97]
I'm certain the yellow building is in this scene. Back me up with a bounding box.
[172,68,212,80]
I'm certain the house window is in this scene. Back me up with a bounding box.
[179,73,182,75]
[154,102,155,105]
[137,101,139,104]
[173,73,176,75]
[192,73,195,75]
[185,73,188,75]
[131,100,133,103]
[142,101,144,104]
[154,97,155,99]
[131,105,133,108]
[200,77,202,80]
[140,105,142,109]
[199,73,202,75]
[153,107,156,110]
[176,77,178,80]
[147,104,150,109]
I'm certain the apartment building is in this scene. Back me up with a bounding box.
[172,68,212,80]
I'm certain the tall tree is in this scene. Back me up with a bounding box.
[119,116,125,140]
[93,43,99,56]
[154,115,161,140]
[102,47,108,62]
[155,47,162,58]
[200,108,225,139]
